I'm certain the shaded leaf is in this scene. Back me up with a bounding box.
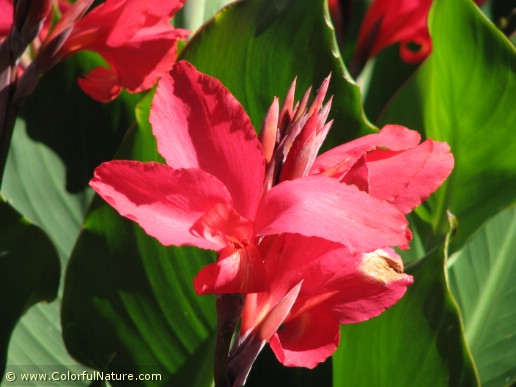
[448,206,516,387]
[333,247,479,387]
[0,198,60,378]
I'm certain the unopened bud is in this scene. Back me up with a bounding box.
[259,97,279,164]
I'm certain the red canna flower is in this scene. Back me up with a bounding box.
[56,0,188,102]
[90,60,412,295]
[228,126,452,383]
[229,234,413,385]
[348,0,486,75]
[355,0,434,65]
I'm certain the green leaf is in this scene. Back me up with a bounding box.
[2,120,93,382]
[61,95,217,386]
[0,198,60,378]
[1,55,137,382]
[333,247,479,387]
[448,206,516,387]
[181,0,375,146]
[380,0,516,249]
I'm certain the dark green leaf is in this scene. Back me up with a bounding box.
[0,198,60,378]
[333,247,479,387]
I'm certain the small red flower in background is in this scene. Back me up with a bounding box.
[57,0,189,101]
[329,0,487,75]
[0,0,188,102]
[90,60,414,296]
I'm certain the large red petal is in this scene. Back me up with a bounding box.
[255,176,411,253]
[269,307,339,368]
[149,61,265,219]
[90,160,232,249]
[366,139,454,213]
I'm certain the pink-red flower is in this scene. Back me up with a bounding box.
[90,60,413,295]
[1,0,188,101]
[55,0,188,101]
[226,124,453,382]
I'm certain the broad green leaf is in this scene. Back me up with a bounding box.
[1,55,137,382]
[2,121,93,382]
[333,248,479,387]
[0,198,60,379]
[448,206,516,387]
[61,94,217,386]
[181,0,375,146]
[381,0,516,249]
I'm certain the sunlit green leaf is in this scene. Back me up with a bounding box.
[448,206,516,387]
[175,0,236,31]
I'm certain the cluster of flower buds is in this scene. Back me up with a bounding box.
[260,76,333,191]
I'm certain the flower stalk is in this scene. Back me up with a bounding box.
[214,293,244,387]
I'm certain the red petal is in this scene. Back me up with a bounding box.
[190,202,254,249]
[77,66,122,102]
[269,307,339,368]
[0,0,13,36]
[193,244,267,295]
[63,0,187,96]
[366,139,454,213]
[90,160,232,249]
[311,125,420,179]
[355,0,432,62]
[328,248,413,324]
[150,61,265,219]
[255,176,411,253]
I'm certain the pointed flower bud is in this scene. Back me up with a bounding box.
[259,75,334,191]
